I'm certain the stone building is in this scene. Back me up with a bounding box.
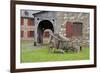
[21,10,89,47]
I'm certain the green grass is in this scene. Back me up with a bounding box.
[21,40,90,63]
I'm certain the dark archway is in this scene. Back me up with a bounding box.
[37,20,54,44]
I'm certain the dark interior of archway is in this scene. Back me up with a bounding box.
[37,20,54,44]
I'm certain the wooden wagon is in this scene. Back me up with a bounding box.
[48,33,82,53]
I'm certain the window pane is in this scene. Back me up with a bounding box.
[28,19,34,26]
[28,31,34,37]
[21,17,24,25]
[21,31,24,37]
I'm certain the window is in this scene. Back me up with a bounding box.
[73,22,83,36]
[21,17,24,25]
[21,31,24,37]
[66,22,82,37]
[28,19,34,26]
[28,31,34,37]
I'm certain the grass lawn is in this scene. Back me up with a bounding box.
[21,40,90,63]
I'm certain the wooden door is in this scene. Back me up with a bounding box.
[66,22,73,37]
[66,22,82,37]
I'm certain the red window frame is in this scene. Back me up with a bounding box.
[28,19,34,26]
[21,17,24,25]
[21,31,24,37]
[28,31,34,37]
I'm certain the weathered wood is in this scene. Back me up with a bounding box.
[48,33,82,53]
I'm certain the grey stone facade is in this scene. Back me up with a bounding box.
[32,11,89,47]
[21,10,89,47]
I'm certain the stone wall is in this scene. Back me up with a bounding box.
[33,11,89,47]
[55,12,89,47]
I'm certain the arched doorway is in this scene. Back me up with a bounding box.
[37,20,54,44]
